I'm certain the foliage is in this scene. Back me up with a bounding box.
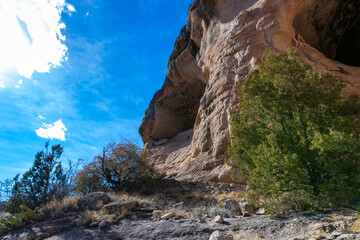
[73,160,107,195]
[74,139,156,194]
[6,142,67,213]
[0,205,43,234]
[229,50,360,213]
[0,179,13,202]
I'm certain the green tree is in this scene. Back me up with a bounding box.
[6,142,66,213]
[229,50,360,212]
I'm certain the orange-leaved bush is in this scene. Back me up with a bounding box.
[74,139,156,194]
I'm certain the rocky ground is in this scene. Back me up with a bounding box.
[1,182,359,240]
[1,209,359,240]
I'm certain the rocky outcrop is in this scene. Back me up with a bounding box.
[77,192,110,211]
[139,0,360,182]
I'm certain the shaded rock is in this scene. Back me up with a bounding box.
[214,215,224,223]
[77,192,110,211]
[103,200,137,214]
[0,217,72,240]
[98,220,108,229]
[224,199,241,214]
[209,231,234,240]
[89,222,99,228]
[154,138,168,146]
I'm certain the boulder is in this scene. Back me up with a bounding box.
[209,231,234,240]
[103,200,137,214]
[239,199,254,217]
[256,208,266,215]
[77,192,110,211]
[214,215,224,223]
[224,199,241,214]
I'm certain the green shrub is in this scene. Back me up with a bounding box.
[0,205,43,234]
[229,50,360,213]
[6,142,67,213]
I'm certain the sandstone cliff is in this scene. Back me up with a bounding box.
[139,0,360,182]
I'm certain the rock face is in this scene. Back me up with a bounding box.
[139,0,360,182]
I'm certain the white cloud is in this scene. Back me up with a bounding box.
[0,0,74,79]
[37,114,46,120]
[66,3,76,14]
[35,119,67,141]
[0,81,5,88]
[15,79,23,88]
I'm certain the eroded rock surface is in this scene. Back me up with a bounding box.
[2,212,358,240]
[139,0,360,182]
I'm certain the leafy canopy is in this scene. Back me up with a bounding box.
[229,50,360,211]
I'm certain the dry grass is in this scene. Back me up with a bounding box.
[214,191,247,201]
[41,196,79,217]
[73,208,121,227]
[108,192,156,206]
[349,216,360,232]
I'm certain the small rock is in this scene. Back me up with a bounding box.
[256,207,266,215]
[161,212,175,220]
[209,230,234,240]
[98,220,108,229]
[172,202,184,209]
[89,222,99,228]
[214,215,224,223]
[240,199,254,217]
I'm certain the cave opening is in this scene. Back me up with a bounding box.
[293,0,360,67]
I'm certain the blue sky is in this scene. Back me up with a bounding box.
[0,0,191,179]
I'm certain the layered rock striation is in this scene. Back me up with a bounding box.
[139,0,360,182]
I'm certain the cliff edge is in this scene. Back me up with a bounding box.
[139,0,360,182]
